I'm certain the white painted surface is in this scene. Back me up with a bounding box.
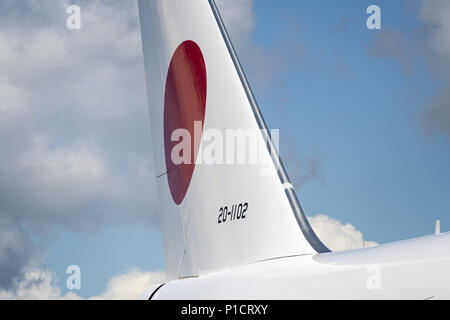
[148,233,450,299]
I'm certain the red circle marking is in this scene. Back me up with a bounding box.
[164,40,207,205]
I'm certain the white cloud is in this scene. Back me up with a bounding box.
[309,215,378,251]
[0,212,375,300]
[0,0,157,229]
[0,266,82,300]
[0,0,159,290]
[216,0,255,51]
[419,0,450,134]
[90,268,166,300]
[0,218,36,288]
[216,0,303,89]
[0,77,27,116]
[420,0,450,63]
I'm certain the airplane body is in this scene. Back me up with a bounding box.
[143,233,450,299]
[137,0,450,299]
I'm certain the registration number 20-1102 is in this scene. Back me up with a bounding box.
[217,203,248,224]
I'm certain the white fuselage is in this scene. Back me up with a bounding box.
[145,232,450,299]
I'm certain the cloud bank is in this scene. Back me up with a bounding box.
[361,0,450,137]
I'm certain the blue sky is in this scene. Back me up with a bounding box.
[1,0,449,299]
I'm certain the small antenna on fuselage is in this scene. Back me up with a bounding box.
[435,220,441,235]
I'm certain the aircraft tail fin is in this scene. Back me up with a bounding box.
[138,0,328,279]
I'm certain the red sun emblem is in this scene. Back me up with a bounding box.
[164,40,207,205]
